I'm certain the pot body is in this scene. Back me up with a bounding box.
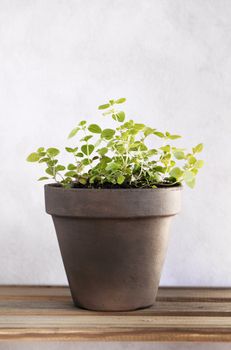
[45,185,182,311]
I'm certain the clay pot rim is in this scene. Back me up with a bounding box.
[45,183,183,192]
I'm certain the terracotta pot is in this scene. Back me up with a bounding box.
[45,184,182,311]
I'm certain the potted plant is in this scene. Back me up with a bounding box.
[27,98,204,311]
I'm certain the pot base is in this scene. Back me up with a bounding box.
[73,301,154,312]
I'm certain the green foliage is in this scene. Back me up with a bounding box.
[81,144,94,155]
[101,129,115,140]
[27,153,40,162]
[47,148,60,157]
[88,124,102,134]
[27,97,204,189]
[98,103,110,110]
[193,143,203,154]
[68,127,80,139]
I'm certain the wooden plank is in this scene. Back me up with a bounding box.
[0,300,231,317]
[0,286,231,341]
[1,286,231,301]
[0,315,231,341]
[157,287,231,302]
[0,286,71,301]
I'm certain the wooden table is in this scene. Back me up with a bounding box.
[0,286,230,342]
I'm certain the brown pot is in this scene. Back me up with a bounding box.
[45,184,182,311]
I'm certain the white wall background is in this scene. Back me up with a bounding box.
[0,0,230,349]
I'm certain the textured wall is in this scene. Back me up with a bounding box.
[0,0,230,348]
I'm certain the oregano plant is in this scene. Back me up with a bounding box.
[27,98,204,189]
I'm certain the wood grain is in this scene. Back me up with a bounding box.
[0,286,231,341]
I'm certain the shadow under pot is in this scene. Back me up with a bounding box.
[45,184,182,311]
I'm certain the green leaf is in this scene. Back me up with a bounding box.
[168,134,181,140]
[67,164,76,170]
[129,142,139,151]
[195,160,204,168]
[102,109,114,116]
[123,120,134,129]
[88,124,102,134]
[101,129,115,140]
[112,114,118,122]
[76,152,84,157]
[115,144,126,154]
[134,123,145,131]
[65,147,77,153]
[154,131,165,138]
[64,171,77,177]
[37,147,45,153]
[68,127,80,139]
[38,152,46,157]
[26,153,40,162]
[61,179,72,187]
[38,176,49,181]
[81,135,93,142]
[98,103,110,110]
[81,144,94,155]
[160,145,171,153]
[161,153,171,166]
[78,120,87,126]
[117,174,125,184]
[169,167,184,179]
[89,176,96,184]
[79,177,87,185]
[115,98,126,104]
[191,168,198,175]
[47,148,60,157]
[184,170,195,183]
[97,147,108,156]
[143,127,154,137]
[45,167,54,176]
[94,138,102,148]
[47,159,58,166]
[38,157,49,163]
[115,111,125,122]
[193,143,203,154]
[106,162,121,172]
[55,165,65,172]
[128,128,138,135]
[186,177,196,189]
[154,166,166,173]
[148,148,158,156]
[139,143,148,151]
[82,158,92,165]
[188,155,197,164]
[98,156,111,169]
[173,151,185,160]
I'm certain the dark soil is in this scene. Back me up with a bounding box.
[68,181,181,189]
